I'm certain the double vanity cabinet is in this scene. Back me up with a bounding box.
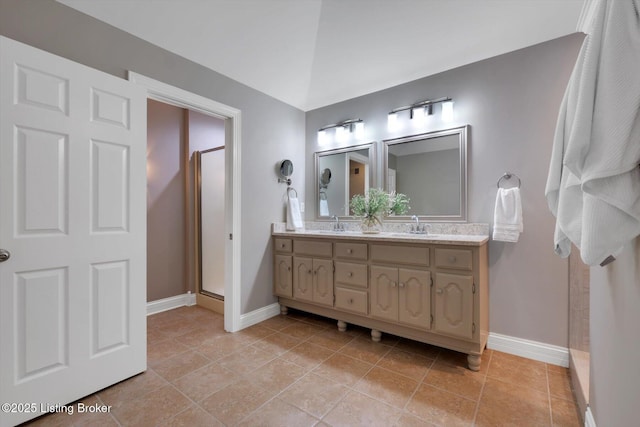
[272,228,489,370]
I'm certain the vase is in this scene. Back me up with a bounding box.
[360,216,382,234]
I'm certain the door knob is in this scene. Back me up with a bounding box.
[0,249,10,262]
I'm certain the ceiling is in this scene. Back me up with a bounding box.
[58,0,584,111]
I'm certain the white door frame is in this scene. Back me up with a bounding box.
[128,72,242,332]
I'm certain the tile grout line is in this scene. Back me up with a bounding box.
[471,349,493,425]
[546,363,554,426]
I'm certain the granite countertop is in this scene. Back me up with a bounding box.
[272,223,489,246]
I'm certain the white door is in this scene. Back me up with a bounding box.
[0,37,146,426]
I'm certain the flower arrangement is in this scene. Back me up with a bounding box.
[350,188,410,231]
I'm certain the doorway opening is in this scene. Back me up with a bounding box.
[131,72,242,332]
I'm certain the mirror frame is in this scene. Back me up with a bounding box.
[314,141,376,220]
[383,125,468,222]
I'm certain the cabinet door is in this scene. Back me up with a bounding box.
[274,255,292,297]
[434,273,474,339]
[313,258,334,306]
[398,269,431,329]
[370,265,398,322]
[293,257,314,302]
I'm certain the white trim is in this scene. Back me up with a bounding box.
[487,332,569,367]
[147,292,197,316]
[584,406,596,427]
[239,303,281,329]
[128,72,242,333]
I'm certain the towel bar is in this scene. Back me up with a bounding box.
[497,172,521,189]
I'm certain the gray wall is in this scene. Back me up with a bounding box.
[0,0,306,314]
[146,100,187,301]
[305,33,584,347]
[589,239,640,426]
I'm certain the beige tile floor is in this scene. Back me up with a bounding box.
[25,306,582,426]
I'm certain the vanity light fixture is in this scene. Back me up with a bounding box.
[388,96,453,128]
[318,118,365,143]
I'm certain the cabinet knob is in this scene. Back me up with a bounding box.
[391,282,397,288]
[281,244,286,248]
[308,270,312,275]
[399,282,405,288]
[348,272,353,277]
[448,256,457,263]
[288,267,291,271]
[348,298,354,304]
[347,249,353,254]
[436,288,443,294]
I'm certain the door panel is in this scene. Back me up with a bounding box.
[313,258,333,306]
[274,255,292,297]
[293,257,313,302]
[16,268,68,381]
[398,268,431,329]
[434,273,474,339]
[370,265,398,321]
[0,36,146,426]
[91,140,130,232]
[16,126,68,235]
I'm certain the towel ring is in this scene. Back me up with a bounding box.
[497,172,521,189]
[287,187,298,197]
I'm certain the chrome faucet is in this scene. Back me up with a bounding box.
[332,215,344,231]
[410,215,426,234]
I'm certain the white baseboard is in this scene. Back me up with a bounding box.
[487,332,569,367]
[585,406,596,427]
[147,292,197,316]
[238,303,281,329]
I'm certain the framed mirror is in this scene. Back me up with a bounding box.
[315,142,375,218]
[384,125,468,221]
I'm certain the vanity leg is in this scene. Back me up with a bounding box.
[337,320,347,332]
[371,329,382,342]
[280,305,288,315]
[467,352,481,371]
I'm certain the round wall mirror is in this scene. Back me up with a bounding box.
[320,168,332,186]
[279,159,293,178]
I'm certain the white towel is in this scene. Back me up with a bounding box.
[286,194,303,231]
[545,0,640,266]
[319,198,330,217]
[493,188,523,243]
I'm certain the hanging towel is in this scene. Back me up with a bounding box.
[319,198,330,217]
[493,187,523,243]
[545,0,640,266]
[286,193,303,231]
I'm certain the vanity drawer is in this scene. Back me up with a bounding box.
[335,287,368,315]
[335,262,368,288]
[335,242,367,260]
[371,244,429,266]
[294,239,332,257]
[274,238,292,253]
[435,248,473,270]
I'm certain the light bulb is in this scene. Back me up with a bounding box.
[412,107,425,125]
[442,101,454,122]
[387,112,398,131]
[354,121,365,139]
[318,129,328,145]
